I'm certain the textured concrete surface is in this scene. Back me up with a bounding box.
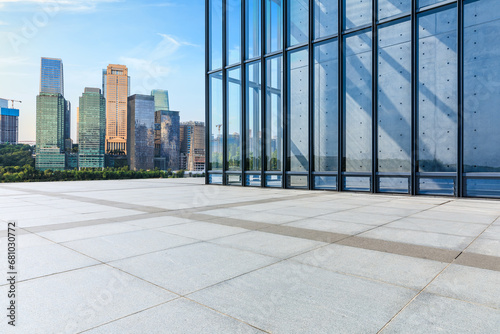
[0,178,499,333]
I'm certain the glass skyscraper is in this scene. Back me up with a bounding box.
[127,94,155,171]
[151,89,170,111]
[0,98,19,144]
[40,57,64,95]
[206,0,500,198]
[78,88,106,169]
[155,110,180,170]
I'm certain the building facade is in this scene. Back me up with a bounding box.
[151,89,170,111]
[104,64,130,154]
[79,88,106,169]
[127,94,155,171]
[0,99,19,144]
[206,0,500,198]
[181,121,205,171]
[40,57,64,95]
[155,110,180,170]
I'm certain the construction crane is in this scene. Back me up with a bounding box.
[0,98,22,109]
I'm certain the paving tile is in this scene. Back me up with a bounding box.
[0,265,176,334]
[381,293,500,334]
[465,237,500,257]
[85,298,263,334]
[409,210,497,225]
[480,225,500,240]
[292,244,447,290]
[109,242,278,295]
[317,211,402,226]
[359,227,474,251]
[63,229,198,262]
[425,264,500,309]
[124,216,195,229]
[211,231,326,258]
[285,218,373,235]
[189,260,416,334]
[228,211,302,225]
[385,217,487,237]
[157,221,248,241]
[38,222,144,243]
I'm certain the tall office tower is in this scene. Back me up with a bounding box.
[40,57,64,95]
[151,89,170,111]
[127,95,155,171]
[103,64,130,154]
[0,98,19,144]
[180,121,205,171]
[155,110,180,170]
[36,93,66,170]
[78,88,106,169]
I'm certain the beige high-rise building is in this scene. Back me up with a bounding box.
[103,64,130,154]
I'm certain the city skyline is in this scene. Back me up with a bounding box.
[0,0,205,142]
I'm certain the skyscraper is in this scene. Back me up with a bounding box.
[127,94,155,171]
[155,110,180,170]
[36,57,70,170]
[40,57,64,95]
[103,64,130,154]
[151,89,170,111]
[0,98,19,144]
[180,121,205,171]
[79,88,106,169]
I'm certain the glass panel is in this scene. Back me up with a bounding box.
[288,0,308,46]
[209,0,223,70]
[246,174,262,186]
[464,0,500,173]
[345,0,372,30]
[246,0,261,59]
[266,55,283,171]
[417,6,457,172]
[227,0,241,65]
[266,174,283,187]
[288,49,309,172]
[314,39,339,172]
[378,177,409,193]
[266,0,283,53]
[209,173,223,184]
[288,175,308,188]
[209,72,223,170]
[227,174,242,185]
[466,179,500,198]
[418,178,455,195]
[227,67,242,170]
[378,0,411,20]
[344,30,372,173]
[418,0,451,9]
[314,176,337,190]
[378,20,411,173]
[344,176,371,191]
[246,61,262,171]
[314,0,338,39]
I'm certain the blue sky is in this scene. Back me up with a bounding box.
[0,0,205,142]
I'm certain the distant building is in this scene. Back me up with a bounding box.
[151,89,169,111]
[40,57,64,95]
[155,110,180,170]
[78,88,106,169]
[180,121,205,171]
[0,98,19,144]
[103,64,130,154]
[127,94,155,171]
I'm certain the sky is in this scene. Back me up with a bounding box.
[0,0,205,142]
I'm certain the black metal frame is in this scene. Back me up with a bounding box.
[205,0,500,199]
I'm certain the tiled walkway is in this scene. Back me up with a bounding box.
[0,178,499,333]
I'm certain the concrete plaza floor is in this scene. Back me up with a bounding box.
[0,178,499,333]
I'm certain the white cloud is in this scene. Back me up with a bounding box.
[0,0,121,12]
[0,20,8,25]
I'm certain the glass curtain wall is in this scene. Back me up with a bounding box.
[207,0,500,198]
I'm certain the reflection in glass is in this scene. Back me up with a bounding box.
[209,72,223,170]
[344,30,372,172]
[226,0,241,65]
[418,7,457,172]
[314,39,338,172]
[246,0,261,59]
[345,0,372,30]
[378,0,410,20]
[246,61,262,171]
[266,0,283,53]
[227,68,241,170]
[288,49,309,172]
[209,0,223,70]
[418,0,449,9]
[378,20,411,173]
[314,0,338,39]
[464,0,500,173]
[266,56,283,171]
[418,178,455,196]
[288,0,308,46]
